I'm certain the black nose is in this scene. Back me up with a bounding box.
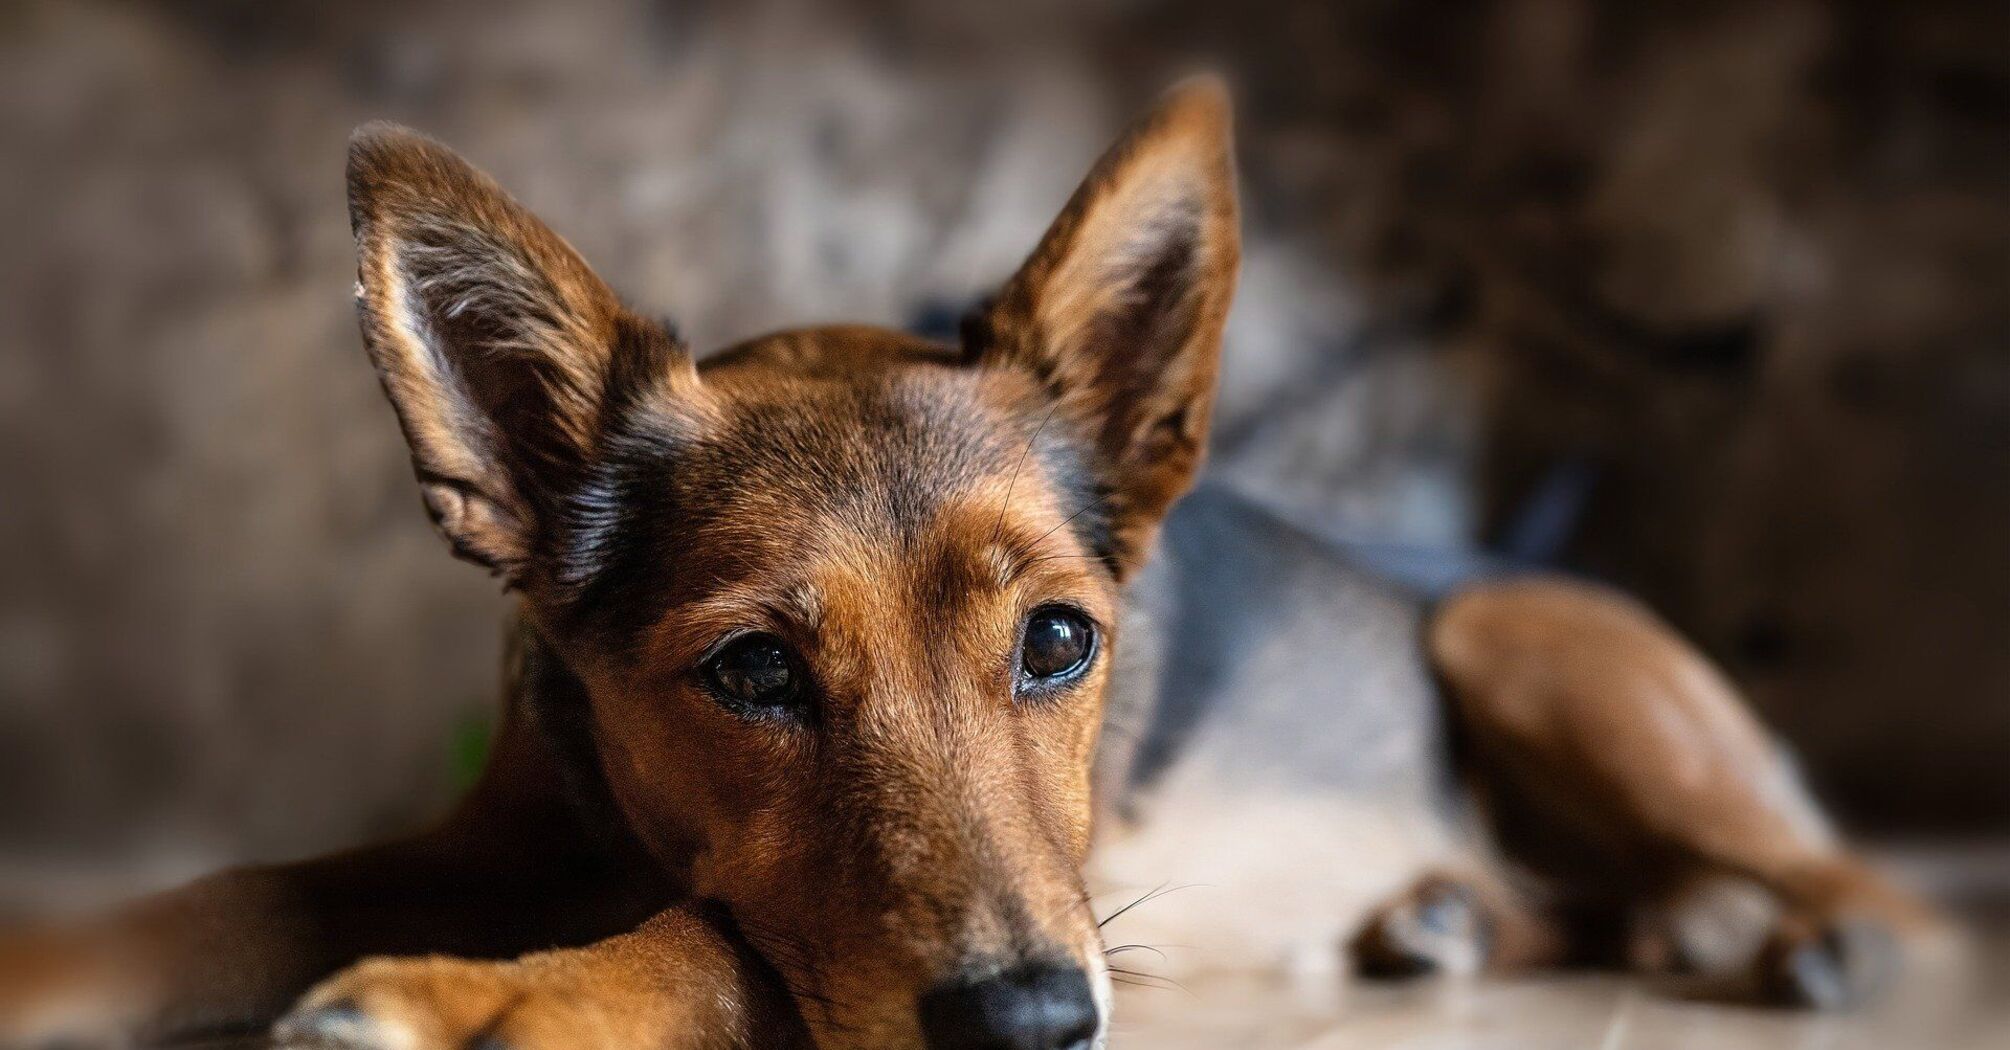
[919,963,1099,1050]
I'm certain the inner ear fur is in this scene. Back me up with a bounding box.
[970,78,1241,576]
[347,123,691,580]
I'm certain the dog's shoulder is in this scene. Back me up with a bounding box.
[1104,483,1453,809]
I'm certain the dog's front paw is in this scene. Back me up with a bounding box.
[275,956,581,1050]
[275,957,507,1050]
[274,952,680,1050]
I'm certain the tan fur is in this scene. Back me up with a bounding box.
[1417,577,1940,997]
[1430,578,1841,875]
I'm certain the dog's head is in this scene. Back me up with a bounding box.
[346,81,1237,1049]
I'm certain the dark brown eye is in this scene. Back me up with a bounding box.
[1020,606,1095,684]
[704,634,801,712]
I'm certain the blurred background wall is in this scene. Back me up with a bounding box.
[1,0,2004,893]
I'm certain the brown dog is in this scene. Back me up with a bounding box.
[0,81,1935,1050]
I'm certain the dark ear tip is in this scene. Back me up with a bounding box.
[1155,73,1234,141]
[347,121,427,176]
[345,121,478,202]
[345,122,497,238]
[350,118,421,147]
[1162,73,1230,114]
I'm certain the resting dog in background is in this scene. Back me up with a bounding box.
[0,81,1936,1050]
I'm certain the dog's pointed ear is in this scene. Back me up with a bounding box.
[968,78,1240,576]
[347,123,692,581]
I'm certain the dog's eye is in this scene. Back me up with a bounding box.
[704,634,801,711]
[1020,606,1095,684]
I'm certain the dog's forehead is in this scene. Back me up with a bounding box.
[687,363,1027,529]
[700,324,963,378]
[664,326,1092,530]
[565,328,1107,641]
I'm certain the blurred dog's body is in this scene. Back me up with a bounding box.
[1092,484,1858,984]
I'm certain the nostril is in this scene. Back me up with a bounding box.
[919,963,1099,1050]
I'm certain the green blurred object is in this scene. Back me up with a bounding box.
[449,713,495,794]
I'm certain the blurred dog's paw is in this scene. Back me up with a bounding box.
[1755,913,1897,1010]
[1348,874,1490,978]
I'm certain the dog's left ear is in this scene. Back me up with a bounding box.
[346,123,693,583]
[969,78,1240,576]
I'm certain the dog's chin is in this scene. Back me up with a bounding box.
[793,985,927,1050]
[812,1015,927,1050]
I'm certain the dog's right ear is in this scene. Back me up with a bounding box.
[347,124,692,581]
[968,79,1240,578]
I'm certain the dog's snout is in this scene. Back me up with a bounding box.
[918,963,1099,1050]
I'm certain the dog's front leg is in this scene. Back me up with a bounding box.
[0,826,648,1047]
[0,629,670,1046]
[274,901,811,1050]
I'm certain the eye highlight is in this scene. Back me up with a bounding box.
[1019,605,1096,688]
[703,633,803,714]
